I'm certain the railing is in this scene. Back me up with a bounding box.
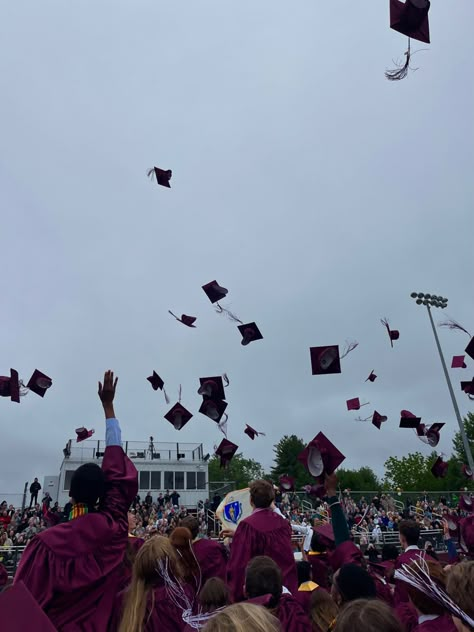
[0,546,26,578]
[352,528,446,552]
[63,439,205,463]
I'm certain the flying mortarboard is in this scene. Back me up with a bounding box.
[431,456,448,479]
[399,410,421,428]
[310,341,358,376]
[381,319,400,347]
[346,397,369,411]
[366,370,377,382]
[314,523,335,545]
[452,356,467,369]
[164,402,193,430]
[465,337,474,361]
[0,581,58,631]
[244,424,266,440]
[168,311,197,328]
[279,474,295,492]
[303,484,327,499]
[459,494,473,513]
[215,438,238,468]
[27,370,52,397]
[372,411,388,430]
[198,376,227,401]
[75,427,95,442]
[461,378,474,398]
[462,465,473,480]
[416,422,444,447]
[147,166,172,188]
[202,280,229,304]
[147,371,170,403]
[199,398,228,422]
[0,368,20,403]
[238,322,263,346]
[297,432,345,480]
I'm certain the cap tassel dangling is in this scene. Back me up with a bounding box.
[163,388,170,405]
[223,373,230,387]
[178,384,182,403]
[340,340,359,359]
[439,318,471,337]
[215,303,243,324]
[385,37,413,81]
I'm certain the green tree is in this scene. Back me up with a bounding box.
[208,453,265,489]
[270,435,311,490]
[383,451,470,492]
[336,466,381,492]
[452,412,474,465]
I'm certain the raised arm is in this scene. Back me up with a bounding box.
[325,473,350,546]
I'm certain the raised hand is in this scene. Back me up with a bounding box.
[98,370,118,417]
[325,472,338,498]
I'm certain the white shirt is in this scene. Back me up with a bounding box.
[404,545,421,552]
[418,615,439,624]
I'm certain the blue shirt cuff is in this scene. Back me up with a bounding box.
[105,417,122,447]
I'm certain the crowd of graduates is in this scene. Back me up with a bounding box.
[0,371,473,631]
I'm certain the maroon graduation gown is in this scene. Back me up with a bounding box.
[227,508,298,602]
[394,548,427,605]
[295,583,319,615]
[415,615,458,632]
[14,446,138,631]
[193,538,228,584]
[275,593,312,632]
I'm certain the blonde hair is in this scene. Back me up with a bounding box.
[202,603,281,632]
[118,536,182,632]
[334,599,403,632]
[447,562,474,629]
[310,588,339,631]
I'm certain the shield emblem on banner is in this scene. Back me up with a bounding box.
[223,500,242,525]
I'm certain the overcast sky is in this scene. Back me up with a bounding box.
[1,1,473,497]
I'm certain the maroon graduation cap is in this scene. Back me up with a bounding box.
[346,397,369,411]
[199,398,228,422]
[168,311,196,328]
[164,402,193,430]
[310,341,358,376]
[75,427,95,442]
[147,166,172,188]
[372,411,388,430]
[27,370,52,397]
[459,493,473,513]
[461,378,474,397]
[202,280,229,304]
[389,0,430,43]
[303,484,327,499]
[147,371,164,391]
[314,523,335,546]
[215,438,238,468]
[0,368,20,403]
[381,319,400,347]
[298,432,345,480]
[198,376,226,401]
[462,464,473,480]
[452,355,467,369]
[366,370,377,383]
[0,581,58,631]
[244,424,265,440]
[416,422,445,447]
[465,337,474,361]
[399,410,421,428]
[279,474,295,492]
[431,456,448,479]
[238,322,263,346]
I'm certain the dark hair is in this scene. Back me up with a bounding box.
[381,544,399,561]
[169,527,200,583]
[69,463,105,506]
[180,516,199,539]
[399,520,420,547]
[335,564,376,603]
[245,556,282,607]
[310,588,339,632]
[311,531,328,553]
[296,560,312,585]
[198,578,230,612]
[249,480,275,509]
[406,560,447,616]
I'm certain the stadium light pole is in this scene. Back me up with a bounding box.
[410,292,474,472]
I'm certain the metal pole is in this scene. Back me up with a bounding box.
[425,305,474,471]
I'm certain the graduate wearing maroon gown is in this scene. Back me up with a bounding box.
[226,481,298,602]
[14,371,138,631]
[193,538,228,583]
[394,520,426,606]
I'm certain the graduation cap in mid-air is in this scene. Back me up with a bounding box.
[310,341,359,376]
[199,398,228,422]
[238,322,263,346]
[346,397,369,411]
[452,356,467,369]
[0,369,21,403]
[279,474,295,492]
[431,455,448,479]
[147,166,172,188]
[366,370,377,382]
[147,371,170,403]
[462,465,473,480]
[381,319,400,347]
[244,424,266,440]
[372,411,388,430]
[461,378,474,398]
[215,438,238,468]
[399,409,421,428]
[164,402,193,431]
[75,427,95,442]
[416,422,445,447]
[298,432,345,480]
[197,375,228,401]
[203,280,244,324]
[168,311,197,328]
[386,0,431,81]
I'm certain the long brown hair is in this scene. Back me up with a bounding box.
[118,536,182,632]
[169,526,201,584]
[202,603,281,632]
[310,588,339,632]
[334,599,403,632]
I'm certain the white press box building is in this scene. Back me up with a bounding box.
[43,437,210,508]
